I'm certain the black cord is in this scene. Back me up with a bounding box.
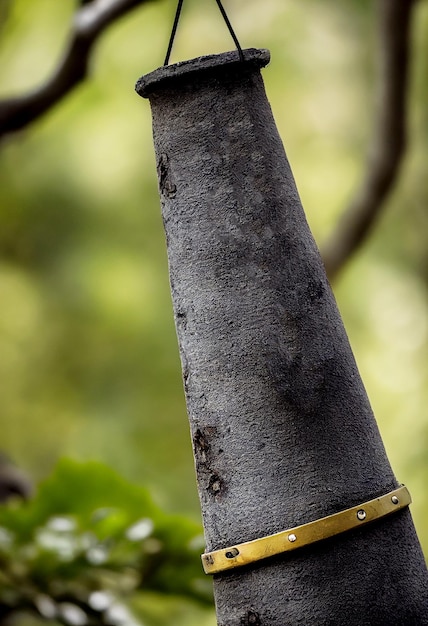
[214,0,244,62]
[163,0,244,66]
[164,0,185,66]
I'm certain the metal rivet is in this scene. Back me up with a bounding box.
[225,548,239,559]
[288,533,297,543]
[357,509,366,521]
[391,496,399,505]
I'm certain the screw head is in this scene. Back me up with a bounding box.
[391,496,399,505]
[225,548,239,559]
[357,509,367,521]
[288,533,297,543]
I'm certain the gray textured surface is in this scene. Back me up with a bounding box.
[137,49,428,625]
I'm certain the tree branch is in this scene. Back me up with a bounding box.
[0,0,419,281]
[0,0,152,138]
[321,0,418,281]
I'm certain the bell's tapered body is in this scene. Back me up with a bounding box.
[136,49,427,625]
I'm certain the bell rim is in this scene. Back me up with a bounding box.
[136,47,270,98]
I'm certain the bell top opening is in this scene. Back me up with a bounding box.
[136,48,270,99]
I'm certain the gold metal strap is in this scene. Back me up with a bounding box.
[202,485,411,575]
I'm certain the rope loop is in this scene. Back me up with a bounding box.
[164,0,244,66]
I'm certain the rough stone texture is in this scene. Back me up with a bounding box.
[136,49,428,625]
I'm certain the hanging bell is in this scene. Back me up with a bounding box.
[136,46,428,626]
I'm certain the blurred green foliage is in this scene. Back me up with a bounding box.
[0,459,214,626]
[0,1,427,622]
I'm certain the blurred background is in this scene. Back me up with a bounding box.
[0,0,427,624]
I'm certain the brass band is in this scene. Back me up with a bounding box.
[201,485,411,575]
